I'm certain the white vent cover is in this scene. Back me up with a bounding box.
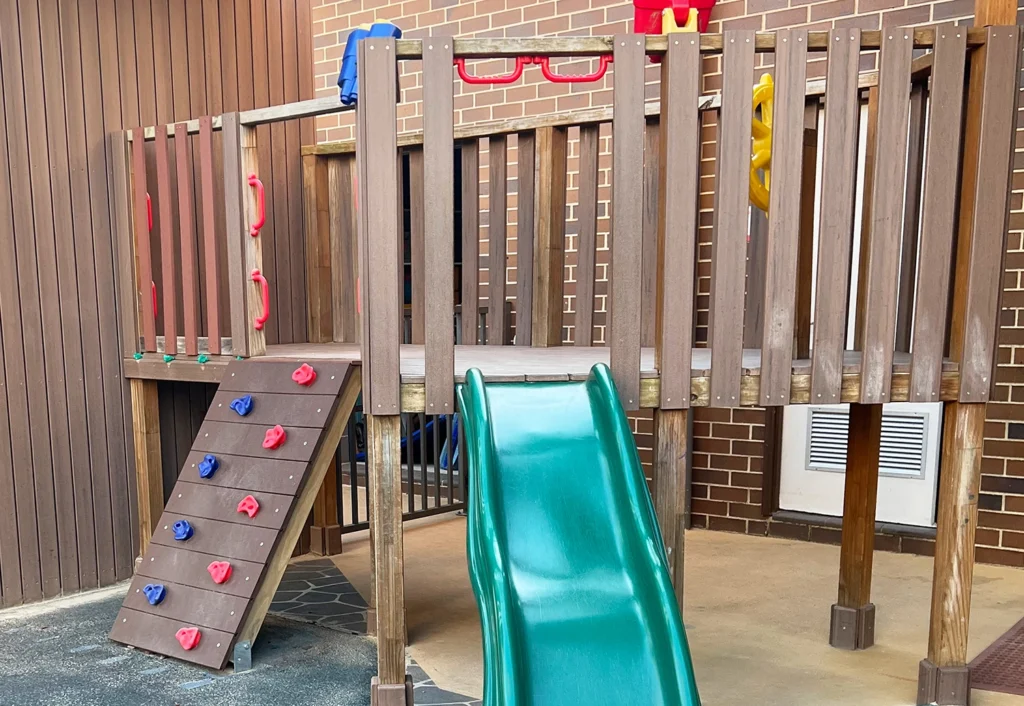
[806,408,929,479]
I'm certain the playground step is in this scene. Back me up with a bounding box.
[110,360,360,670]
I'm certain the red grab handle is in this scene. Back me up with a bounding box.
[151,281,158,317]
[248,174,265,237]
[146,193,153,231]
[251,268,270,330]
[537,54,612,83]
[454,56,531,84]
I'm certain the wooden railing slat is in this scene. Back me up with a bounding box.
[810,29,861,403]
[708,30,754,407]
[609,34,646,409]
[132,132,157,352]
[176,123,199,356]
[894,82,927,353]
[357,37,401,412]
[515,130,536,346]
[488,135,508,345]
[642,119,660,348]
[759,29,808,406]
[330,155,359,343]
[422,40,455,412]
[408,148,425,345]
[909,29,966,402]
[198,117,221,355]
[956,26,1020,402]
[532,126,568,347]
[155,126,177,354]
[656,36,700,410]
[794,103,819,360]
[859,31,913,404]
[574,124,599,347]
[460,140,480,345]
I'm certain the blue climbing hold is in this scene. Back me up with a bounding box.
[229,394,254,417]
[143,583,166,606]
[198,454,219,479]
[338,22,403,105]
[172,520,194,541]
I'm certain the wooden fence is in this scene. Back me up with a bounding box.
[0,0,314,608]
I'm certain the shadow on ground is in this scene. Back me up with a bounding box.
[0,586,376,706]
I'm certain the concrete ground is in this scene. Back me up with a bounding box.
[332,514,1024,706]
[0,584,376,706]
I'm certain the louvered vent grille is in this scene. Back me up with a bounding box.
[807,409,928,479]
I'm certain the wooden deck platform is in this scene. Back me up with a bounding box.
[124,344,960,410]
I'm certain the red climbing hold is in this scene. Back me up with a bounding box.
[263,424,286,449]
[175,627,201,651]
[237,495,260,519]
[292,363,317,386]
[207,561,233,584]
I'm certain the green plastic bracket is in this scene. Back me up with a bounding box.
[197,354,210,364]
[132,352,143,361]
[163,354,174,363]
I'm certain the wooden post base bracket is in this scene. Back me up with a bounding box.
[370,676,414,706]
[110,360,360,670]
[917,659,970,706]
[309,525,342,556]
[829,603,875,650]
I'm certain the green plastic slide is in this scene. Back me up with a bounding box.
[457,364,702,706]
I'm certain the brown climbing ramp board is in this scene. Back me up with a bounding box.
[110,360,360,669]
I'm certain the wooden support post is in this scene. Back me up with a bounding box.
[531,126,568,347]
[918,403,984,705]
[654,409,688,611]
[130,379,162,563]
[368,414,409,703]
[830,403,882,650]
[310,459,342,556]
[304,154,333,344]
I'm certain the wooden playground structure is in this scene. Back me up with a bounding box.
[113,23,1019,706]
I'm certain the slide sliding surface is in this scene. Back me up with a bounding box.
[458,364,701,706]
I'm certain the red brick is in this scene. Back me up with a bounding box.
[694,436,731,454]
[810,526,843,545]
[695,408,732,423]
[746,0,789,13]
[691,483,709,500]
[708,515,747,533]
[810,0,855,21]
[692,498,729,516]
[874,533,901,552]
[747,520,769,536]
[709,453,750,472]
[693,468,730,486]
[768,521,810,541]
[729,502,765,520]
[1004,495,1024,513]
[899,537,935,557]
[711,485,749,502]
[731,472,763,488]
[732,440,764,457]
[976,546,1024,567]
[712,422,752,440]
[765,6,809,28]
[732,409,765,424]
[975,527,1002,547]
[979,510,1024,531]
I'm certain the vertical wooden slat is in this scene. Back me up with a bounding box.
[281,0,306,344]
[708,30,754,407]
[112,133,140,359]
[155,126,177,353]
[794,102,819,360]
[222,111,265,358]
[575,124,599,347]
[176,125,199,356]
[265,0,289,344]
[859,32,913,404]
[516,130,536,346]
[304,154,332,343]
[331,155,359,343]
[759,30,808,405]
[642,119,660,348]
[409,148,426,345]
[953,27,1020,401]
[532,126,568,348]
[423,40,455,413]
[460,140,480,344]
[610,34,645,409]
[656,36,700,409]
[199,117,221,354]
[853,86,879,352]
[357,37,401,414]
[895,82,927,353]
[909,30,966,402]
[488,135,508,345]
[130,379,162,558]
[132,135,157,351]
[810,28,861,403]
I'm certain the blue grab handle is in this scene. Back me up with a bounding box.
[143,583,166,606]
[229,394,253,417]
[172,520,193,541]
[198,454,219,479]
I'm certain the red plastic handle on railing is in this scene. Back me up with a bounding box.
[248,174,265,237]
[251,268,270,331]
[537,54,613,83]
[146,193,153,231]
[454,56,532,85]
[151,281,158,317]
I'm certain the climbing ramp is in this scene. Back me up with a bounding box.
[110,360,360,670]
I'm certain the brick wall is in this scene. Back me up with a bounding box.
[310,0,1024,567]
